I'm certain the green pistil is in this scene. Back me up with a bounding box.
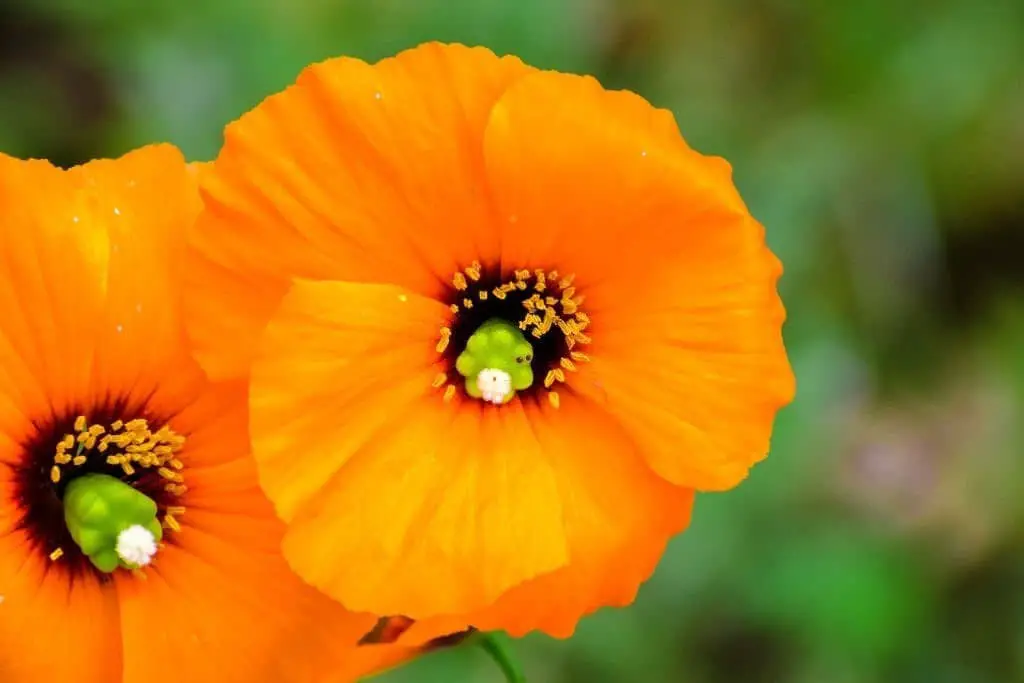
[63,473,163,573]
[455,319,535,403]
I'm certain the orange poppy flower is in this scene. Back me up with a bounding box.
[184,42,794,638]
[0,146,399,682]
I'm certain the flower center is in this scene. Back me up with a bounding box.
[14,412,188,576]
[434,262,592,408]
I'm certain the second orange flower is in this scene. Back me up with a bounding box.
[184,42,795,638]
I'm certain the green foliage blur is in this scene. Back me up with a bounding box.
[2,0,1022,681]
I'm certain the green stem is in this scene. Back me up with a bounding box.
[473,631,526,683]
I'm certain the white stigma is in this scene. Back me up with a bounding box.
[116,524,158,567]
[477,368,513,404]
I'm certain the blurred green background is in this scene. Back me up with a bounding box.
[3,0,1022,681]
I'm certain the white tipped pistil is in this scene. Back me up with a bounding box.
[477,369,513,404]
[116,524,158,567]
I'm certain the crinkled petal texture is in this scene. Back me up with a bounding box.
[185,42,793,633]
[114,381,378,683]
[185,43,534,381]
[482,71,795,489]
[0,148,379,682]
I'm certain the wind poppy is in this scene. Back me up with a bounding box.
[0,146,398,681]
[184,42,794,637]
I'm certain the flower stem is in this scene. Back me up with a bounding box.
[473,631,526,683]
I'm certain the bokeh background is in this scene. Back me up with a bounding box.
[3,0,1022,681]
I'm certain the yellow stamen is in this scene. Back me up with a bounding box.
[432,372,448,389]
[51,417,189,539]
[49,548,64,561]
[443,385,457,402]
[548,392,560,409]
[163,514,181,532]
[452,272,468,290]
[436,326,452,353]
[157,467,183,482]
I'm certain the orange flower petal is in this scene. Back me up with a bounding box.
[325,643,422,682]
[249,280,450,521]
[481,70,794,489]
[482,71,741,283]
[0,146,205,422]
[0,529,122,681]
[471,395,694,637]
[116,380,376,683]
[251,280,570,616]
[185,43,535,381]
[396,394,693,641]
[116,534,374,683]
